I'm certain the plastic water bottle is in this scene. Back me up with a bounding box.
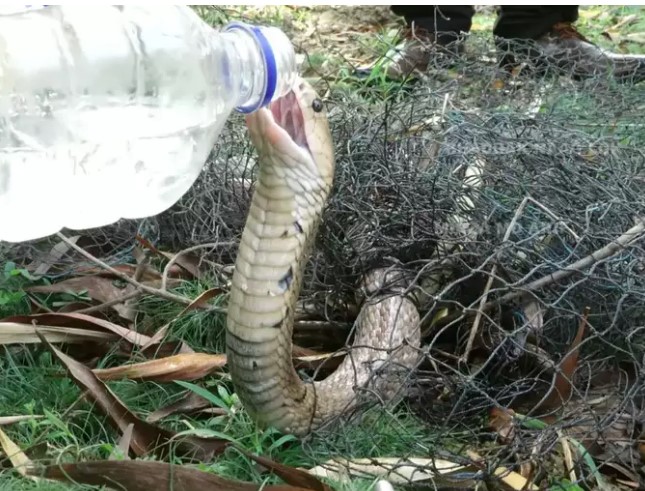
[0,5,297,243]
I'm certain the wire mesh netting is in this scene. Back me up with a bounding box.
[3,29,645,489]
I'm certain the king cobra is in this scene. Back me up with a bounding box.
[226,77,421,436]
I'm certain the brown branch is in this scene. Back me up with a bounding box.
[430,217,645,333]
[490,217,645,308]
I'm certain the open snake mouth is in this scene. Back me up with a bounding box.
[269,91,309,152]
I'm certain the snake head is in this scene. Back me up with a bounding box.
[245,77,335,184]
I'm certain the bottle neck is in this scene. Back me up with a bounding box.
[216,22,297,114]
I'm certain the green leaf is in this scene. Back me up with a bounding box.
[174,380,230,413]
[268,433,298,452]
[549,479,585,491]
[514,412,549,430]
[567,437,608,489]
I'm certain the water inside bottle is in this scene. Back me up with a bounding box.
[0,97,224,242]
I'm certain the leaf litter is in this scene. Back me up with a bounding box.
[36,330,229,461]
[5,237,642,491]
[27,459,327,491]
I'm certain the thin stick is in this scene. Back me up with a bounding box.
[26,294,54,314]
[161,241,232,291]
[73,290,143,315]
[527,196,580,242]
[131,248,150,283]
[55,233,220,310]
[491,218,645,308]
[558,430,577,484]
[432,217,645,334]
[461,196,529,363]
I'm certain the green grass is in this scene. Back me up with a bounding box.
[576,5,645,54]
[0,480,96,491]
[189,4,645,119]
[0,258,436,490]
[0,262,34,318]
[136,278,229,353]
[192,5,644,94]
[0,342,435,489]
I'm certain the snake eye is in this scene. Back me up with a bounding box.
[311,98,324,113]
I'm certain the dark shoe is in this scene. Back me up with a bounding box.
[357,26,464,81]
[499,22,645,84]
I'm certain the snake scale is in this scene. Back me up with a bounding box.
[225,77,421,436]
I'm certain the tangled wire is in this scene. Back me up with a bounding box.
[4,34,645,486]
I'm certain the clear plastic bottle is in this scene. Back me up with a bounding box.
[0,6,297,243]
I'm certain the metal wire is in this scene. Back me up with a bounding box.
[4,33,645,488]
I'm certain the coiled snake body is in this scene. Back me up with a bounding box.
[226,78,421,436]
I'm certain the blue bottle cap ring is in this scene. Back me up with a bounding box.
[224,22,278,114]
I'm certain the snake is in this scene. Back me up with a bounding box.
[225,77,422,436]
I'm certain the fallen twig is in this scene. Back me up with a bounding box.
[461,196,529,363]
[56,233,226,313]
[430,217,645,333]
[492,217,645,308]
[161,242,232,291]
[527,196,580,242]
[73,290,143,315]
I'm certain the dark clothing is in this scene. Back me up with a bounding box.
[390,5,579,41]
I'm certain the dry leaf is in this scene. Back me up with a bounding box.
[558,429,577,484]
[2,312,194,355]
[307,457,472,486]
[27,276,139,320]
[162,251,203,280]
[29,460,315,491]
[601,462,641,488]
[136,235,205,279]
[520,299,543,334]
[467,450,538,491]
[26,235,80,277]
[37,331,228,461]
[609,14,637,31]
[0,415,44,425]
[2,312,148,345]
[146,391,215,423]
[0,426,37,480]
[95,348,338,386]
[534,307,589,413]
[489,407,517,443]
[112,424,134,461]
[625,32,645,44]
[92,353,226,382]
[239,449,333,491]
[0,322,116,345]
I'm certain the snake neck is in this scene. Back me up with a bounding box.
[226,80,420,436]
[225,155,332,435]
[226,155,422,437]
